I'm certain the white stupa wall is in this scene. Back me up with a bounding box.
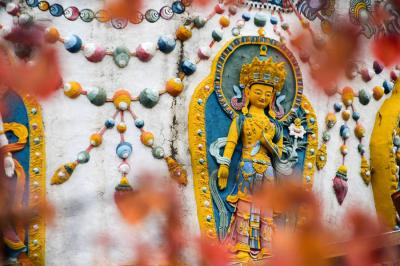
[1,0,386,264]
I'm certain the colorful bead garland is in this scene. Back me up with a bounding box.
[51,83,189,188]
[316,62,400,205]
[44,26,177,67]
[24,0,193,29]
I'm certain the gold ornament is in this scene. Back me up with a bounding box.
[239,57,287,92]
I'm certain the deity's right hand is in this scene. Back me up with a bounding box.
[218,165,229,190]
[4,155,15,178]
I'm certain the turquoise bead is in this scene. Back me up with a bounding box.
[152,146,165,159]
[242,12,251,21]
[116,142,133,159]
[352,112,360,121]
[358,89,371,105]
[322,131,330,142]
[358,144,366,154]
[333,102,342,112]
[180,59,196,75]
[64,35,82,53]
[135,119,144,128]
[105,118,115,129]
[77,151,90,164]
[193,16,206,28]
[172,1,185,14]
[113,46,130,68]
[157,35,176,54]
[254,12,267,27]
[340,125,350,140]
[212,29,223,42]
[270,16,278,25]
[383,80,394,94]
[139,88,160,108]
[87,87,107,106]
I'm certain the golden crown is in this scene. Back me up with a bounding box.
[239,57,287,92]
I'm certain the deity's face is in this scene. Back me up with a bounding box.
[247,83,274,109]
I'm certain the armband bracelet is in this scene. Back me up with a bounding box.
[219,157,231,166]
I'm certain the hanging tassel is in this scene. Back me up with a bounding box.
[51,161,77,185]
[115,175,133,192]
[165,156,188,186]
[333,165,348,205]
[316,143,327,170]
[360,156,371,185]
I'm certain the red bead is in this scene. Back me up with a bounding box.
[214,3,225,14]
[391,70,398,82]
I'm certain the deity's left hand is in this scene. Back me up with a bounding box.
[4,155,15,178]
[262,131,274,154]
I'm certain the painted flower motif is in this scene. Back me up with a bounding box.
[288,118,306,139]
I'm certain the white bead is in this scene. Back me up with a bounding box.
[118,163,130,174]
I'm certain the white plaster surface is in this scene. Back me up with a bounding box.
[1,0,386,265]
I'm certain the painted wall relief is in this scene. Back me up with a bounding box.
[189,36,318,262]
[0,90,46,265]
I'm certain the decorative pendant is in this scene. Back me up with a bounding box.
[165,156,188,185]
[333,165,348,205]
[51,161,77,185]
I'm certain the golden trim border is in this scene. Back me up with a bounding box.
[23,95,46,265]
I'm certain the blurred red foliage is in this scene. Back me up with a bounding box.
[290,23,360,94]
[104,0,142,20]
[0,25,61,99]
[372,34,400,67]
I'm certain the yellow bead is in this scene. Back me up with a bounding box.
[96,10,110,22]
[354,124,365,139]
[63,81,82,99]
[38,1,50,11]
[219,16,230,28]
[340,145,348,155]
[325,112,337,128]
[140,131,154,147]
[166,78,184,97]
[338,164,347,174]
[341,86,354,106]
[117,122,127,133]
[373,86,384,101]
[113,89,132,110]
[90,133,103,147]
[257,28,265,36]
[341,110,351,121]
[176,26,192,41]
[45,27,60,43]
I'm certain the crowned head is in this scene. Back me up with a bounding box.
[240,57,287,115]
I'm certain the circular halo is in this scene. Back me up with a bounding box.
[212,36,303,121]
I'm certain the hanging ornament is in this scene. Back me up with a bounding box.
[333,165,348,205]
[165,156,188,185]
[51,162,78,185]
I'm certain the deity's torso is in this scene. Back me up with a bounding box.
[241,114,276,163]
